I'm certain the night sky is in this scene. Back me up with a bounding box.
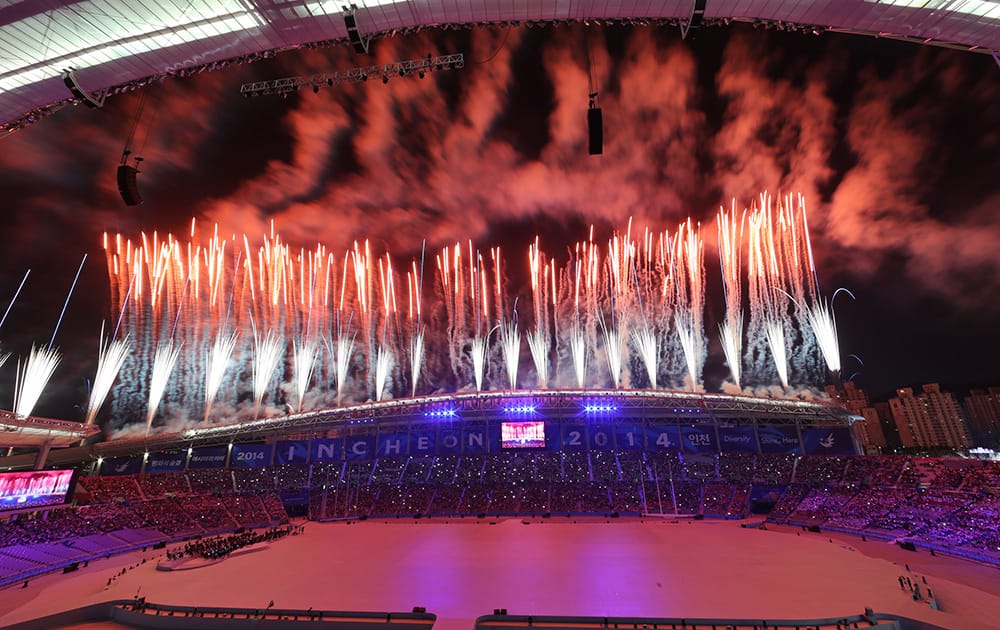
[0,23,998,425]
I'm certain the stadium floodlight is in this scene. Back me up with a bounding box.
[239,53,464,97]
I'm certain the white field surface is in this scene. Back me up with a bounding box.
[2,518,999,630]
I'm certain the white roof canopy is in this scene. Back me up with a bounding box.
[1,0,999,130]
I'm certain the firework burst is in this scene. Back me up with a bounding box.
[146,341,182,435]
[14,345,61,418]
[292,335,319,413]
[203,330,238,423]
[85,328,131,427]
[499,319,520,390]
[251,326,284,420]
[99,192,844,432]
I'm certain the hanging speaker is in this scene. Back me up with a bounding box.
[117,164,143,206]
[588,107,603,155]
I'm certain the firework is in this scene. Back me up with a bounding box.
[805,288,854,376]
[499,319,520,390]
[764,318,789,389]
[13,345,61,418]
[251,326,284,420]
[99,194,843,432]
[631,326,658,389]
[526,329,549,387]
[326,333,355,402]
[292,336,319,413]
[569,326,587,388]
[203,330,238,422]
[600,317,624,389]
[673,219,705,391]
[674,316,699,392]
[717,202,745,388]
[85,327,131,427]
[146,341,182,435]
[470,335,489,392]
[374,346,393,402]
[527,239,554,388]
[408,328,425,397]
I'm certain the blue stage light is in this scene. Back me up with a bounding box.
[424,408,457,418]
[503,404,536,414]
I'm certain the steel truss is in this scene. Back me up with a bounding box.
[239,53,464,97]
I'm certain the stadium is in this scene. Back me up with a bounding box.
[2,1,1000,630]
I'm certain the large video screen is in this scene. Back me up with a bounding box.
[501,421,546,449]
[0,469,76,512]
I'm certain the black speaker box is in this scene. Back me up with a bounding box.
[588,107,603,155]
[117,165,142,206]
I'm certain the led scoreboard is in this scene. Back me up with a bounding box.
[501,421,546,449]
[0,469,77,512]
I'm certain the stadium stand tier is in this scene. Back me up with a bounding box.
[4,452,1000,586]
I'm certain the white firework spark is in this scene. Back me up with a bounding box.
[673,219,705,391]
[570,327,587,388]
[764,318,789,390]
[409,328,425,397]
[146,341,182,435]
[325,333,355,403]
[718,318,743,390]
[526,329,549,388]
[631,326,658,389]
[14,345,61,418]
[292,336,319,413]
[203,330,238,423]
[499,320,520,390]
[0,347,9,371]
[805,292,851,375]
[470,336,488,392]
[674,315,699,392]
[601,322,624,390]
[374,346,393,402]
[717,203,745,388]
[252,328,284,420]
[85,329,131,427]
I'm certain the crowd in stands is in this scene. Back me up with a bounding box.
[0,469,292,586]
[766,456,1000,562]
[187,469,235,494]
[136,472,190,498]
[307,451,746,519]
[4,451,1000,586]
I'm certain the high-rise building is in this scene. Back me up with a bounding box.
[889,384,972,450]
[826,382,887,453]
[964,387,1000,446]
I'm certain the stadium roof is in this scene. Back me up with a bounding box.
[2,0,999,133]
[0,409,100,448]
[0,389,856,470]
